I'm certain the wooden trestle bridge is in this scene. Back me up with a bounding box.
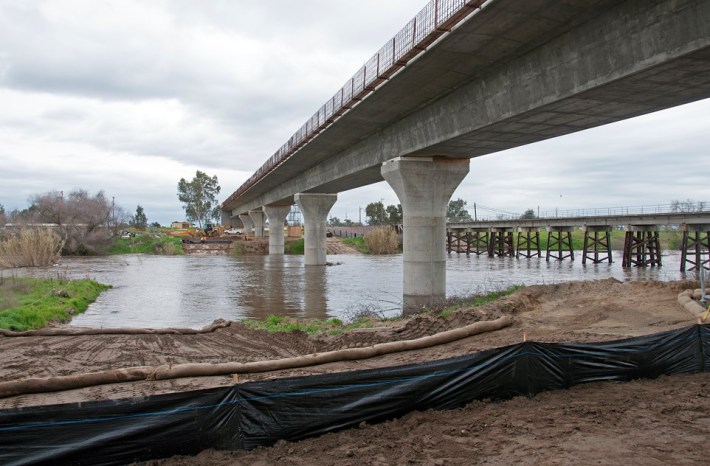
[446,211,710,272]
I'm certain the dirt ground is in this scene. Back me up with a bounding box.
[142,372,710,466]
[0,278,707,464]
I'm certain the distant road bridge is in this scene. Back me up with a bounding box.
[222,0,710,312]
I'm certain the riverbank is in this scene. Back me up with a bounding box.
[0,276,110,331]
[1,278,706,464]
[0,278,699,410]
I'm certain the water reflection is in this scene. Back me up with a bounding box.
[1,251,696,329]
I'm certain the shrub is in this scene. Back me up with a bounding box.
[363,227,399,254]
[0,228,64,267]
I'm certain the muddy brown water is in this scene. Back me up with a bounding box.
[1,251,694,329]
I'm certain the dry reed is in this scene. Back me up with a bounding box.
[364,227,400,254]
[0,228,64,267]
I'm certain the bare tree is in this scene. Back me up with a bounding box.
[22,190,116,255]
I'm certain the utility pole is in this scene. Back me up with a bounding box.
[473,202,477,221]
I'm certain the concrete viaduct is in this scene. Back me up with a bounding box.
[222,0,710,313]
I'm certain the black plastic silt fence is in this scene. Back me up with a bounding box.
[1,324,709,465]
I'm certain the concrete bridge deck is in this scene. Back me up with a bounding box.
[221,0,710,312]
[223,0,710,214]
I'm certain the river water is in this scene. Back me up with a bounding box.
[2,252,694,329]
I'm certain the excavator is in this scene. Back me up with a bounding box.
[202,223,226,238]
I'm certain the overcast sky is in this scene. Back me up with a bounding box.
[1,0,709,226]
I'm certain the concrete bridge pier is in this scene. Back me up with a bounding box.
[264,205,292,255]
[382,157,469,314]
[238,214,254,237]
[249,209,265,238]
[221,211,240,228]
[295,193,337,266]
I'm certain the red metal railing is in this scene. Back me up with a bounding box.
[224,0,488,208]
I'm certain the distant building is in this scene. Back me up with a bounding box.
[171,221,192,229]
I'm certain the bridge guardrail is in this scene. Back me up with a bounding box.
[468,202,710,222]
[223,0,488,208]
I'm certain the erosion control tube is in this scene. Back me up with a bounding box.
[0,316,513,399]
[0,320,231,337]
[678,289,709,320]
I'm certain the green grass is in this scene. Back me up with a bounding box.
[110,232,183,255]
[242,314,371,335]
[438,285,525,318]
[0,276,111,331]
[284,238,304,255]
[242,285,525,335]
[341,236,369,253]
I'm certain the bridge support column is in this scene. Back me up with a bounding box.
[488,227,515,257]
[546,226,574,261]
[264,205,292,255]
[582,225,612,265]
[221,210,239,227]
[382,157,469,314]
[622,225,661,267]
[295,193,337,266]
[679,223,709,272]
[238,214,254,237]
[516,227,541,258]
[249,209,265,238]
[447,228,469,254]
[470,227,489,255]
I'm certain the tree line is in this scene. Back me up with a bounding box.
[0,190,161,254]
[329,198,477,226]
[0,170,222,255]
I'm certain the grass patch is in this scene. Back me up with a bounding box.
[284,238,304,255]
[242,314,372,335]
[438,285,525,318]
[242,285,525,335]
[341,236,368,253]
[0,276,111,331]
[110,233,183,255]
